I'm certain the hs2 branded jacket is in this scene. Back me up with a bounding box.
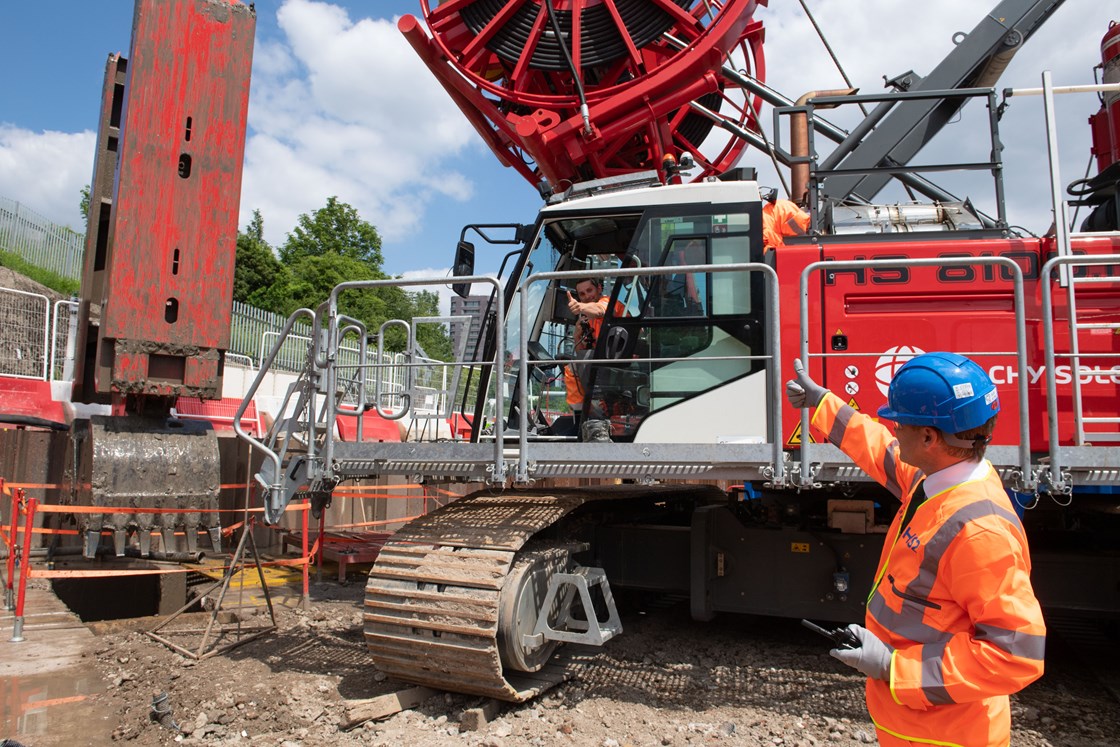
[810,392,1046,747]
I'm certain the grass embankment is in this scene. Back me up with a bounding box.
[0,249,80,296]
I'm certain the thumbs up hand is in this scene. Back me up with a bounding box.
[567,290,581,315]
[786,358,828,409]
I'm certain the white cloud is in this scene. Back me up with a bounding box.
[747,0,1113,232]
[0,126,94,231]
[240,0,478,247]
[2,0,1111,247]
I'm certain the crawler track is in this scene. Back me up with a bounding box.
[362,485,717,701]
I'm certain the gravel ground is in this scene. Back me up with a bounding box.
[62,577,1120,747]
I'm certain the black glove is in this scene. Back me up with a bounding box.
[786,358,828,408]
[830,624,893,680]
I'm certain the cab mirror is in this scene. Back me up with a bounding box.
[452,241,475,298]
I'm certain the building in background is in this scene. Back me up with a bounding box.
[450,294,488,358]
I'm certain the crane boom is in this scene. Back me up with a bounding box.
[818,0,1066,204]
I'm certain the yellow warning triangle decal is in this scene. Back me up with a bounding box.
[847,398,860,410]
[786,421,816,445]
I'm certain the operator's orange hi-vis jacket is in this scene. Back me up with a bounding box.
[564,295,618,408]
[762,199,809,250]
[809,392,1045,747]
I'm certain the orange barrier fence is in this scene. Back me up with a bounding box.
[1,472,462,638]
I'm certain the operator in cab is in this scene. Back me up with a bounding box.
[563,278,618,439]
[786,353,1045,747]
[761,187,809,252]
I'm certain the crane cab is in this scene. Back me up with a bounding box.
[470,175,771,444]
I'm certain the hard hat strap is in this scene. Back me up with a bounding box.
[940,431,992,450]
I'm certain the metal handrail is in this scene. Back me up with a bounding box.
[375,319,412,421]
[1040,253,1120,491]
[234,307,316,521]
[326,274,507,483]
[51,299,79,382]
[776,87,1008,233]
[798,256,1031,491]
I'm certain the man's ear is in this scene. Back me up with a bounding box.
[922,427,937,447]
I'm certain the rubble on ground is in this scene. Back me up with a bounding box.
[47,580,1118,746]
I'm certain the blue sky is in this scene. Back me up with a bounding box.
[0,1,1114,291]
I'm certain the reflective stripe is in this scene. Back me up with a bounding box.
[827,402,906,500]
[869,588,952,642]
[907,499,1022,600]
[871,716,967,747]
[882,444,905,500]
[975,623,1046,661]
[872,497,1023,640]
[920,640,956,705]
[828,404,855,448]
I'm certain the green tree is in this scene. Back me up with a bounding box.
[79,185,91,230]
[233,209,287,308]
[261,197,453,358]
[280,196,383,266]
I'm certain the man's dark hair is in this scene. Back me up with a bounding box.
[943,414,999,462]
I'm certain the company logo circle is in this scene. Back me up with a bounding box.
[874,345,926,396]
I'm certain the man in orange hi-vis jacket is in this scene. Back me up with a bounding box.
[563,278,613,427]
[786,352,1045,747]
[761,189,809,251]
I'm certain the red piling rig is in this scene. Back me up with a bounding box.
[402,0,767,189]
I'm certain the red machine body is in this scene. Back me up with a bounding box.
[75,0,256,405]
[776,235,1120,453]
[1089,21,1120,174]
[402,0,766,189]
[60,0,257,559]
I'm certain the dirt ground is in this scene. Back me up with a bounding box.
[41,571,1116,747]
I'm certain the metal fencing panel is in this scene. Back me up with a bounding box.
[0,287,50,379]
[231,301,312,369]
[0,197,84,280]
[0,200,451,390]
[51,299,79,381]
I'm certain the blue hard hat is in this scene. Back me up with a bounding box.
[877,352,1000,432]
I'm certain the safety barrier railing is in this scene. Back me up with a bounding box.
[1003,76,1120,271]
[1040,253,1120,494]
[0,472,451,639]
[236,275,505,522]
[0,288,50,381]
[225,352,255,371]
[4,484,37,642]
[238,260,789,515]
[798,256,1032,492]
[777,87,1009,234]
[318,276,505,481]
[49,299,78,381]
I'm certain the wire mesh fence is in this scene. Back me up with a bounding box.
[0,197,84,280]
[0,197,454,397]
[0,287,50,379]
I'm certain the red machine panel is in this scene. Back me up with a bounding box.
[777,236,1120,451]
[92,0,255,399]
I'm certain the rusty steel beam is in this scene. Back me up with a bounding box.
[81,0,256,403]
